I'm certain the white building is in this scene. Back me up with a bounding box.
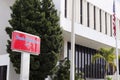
[1,0,120,80]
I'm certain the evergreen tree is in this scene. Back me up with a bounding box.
[5,0,63,80]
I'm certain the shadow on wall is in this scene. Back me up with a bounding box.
[9,62,20,80]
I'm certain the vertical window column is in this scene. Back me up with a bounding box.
[94,6,96,30]
[91,50,94,78]
[78,46,82,77]
[80,47,83,78]
[100,9,102,32]
[83,49,86,79]
[105,12,107,34]
[87,2,90,27]
[77,46,80,74]
[78,46,81,75]
[89,49,92,77]
[80,0,83,24]
[110,15,112,36]
[75,46,79,73]
[65,0,67,18]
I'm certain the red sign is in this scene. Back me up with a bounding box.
[11,31,40,55]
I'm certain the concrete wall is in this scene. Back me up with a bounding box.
[0,0,14,55]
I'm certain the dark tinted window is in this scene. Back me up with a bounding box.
[0,66,7,80]
[67,42,113,79]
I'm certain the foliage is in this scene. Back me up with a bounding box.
[106,77,112,80]
[5,0,63,80]
[51,58,84,80]
[75,73,84,80]
[92,48,116,78]
[50,58,70,80]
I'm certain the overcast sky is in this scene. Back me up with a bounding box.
[117,0,120,2]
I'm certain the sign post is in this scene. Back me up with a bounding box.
[20,52,30,80]
[11,31,40,80]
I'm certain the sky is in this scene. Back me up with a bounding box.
[117,0,120,2]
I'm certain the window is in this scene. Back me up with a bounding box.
[80,0,83,24]
[87,2,89,27]
[100,9,102,32]
[65,0,67,18]
[110,15,112,36]
[105,12,107,34]
[75,47,79,73]
[67,42,112,79]
[94,6,96,30]
[0,66,7,80]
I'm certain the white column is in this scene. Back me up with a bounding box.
[83,0,87,26]
[60,0,65,18]
[101,11,105,34]
[96,7,100,32]
[67,0,72,20]
[107,14,111,36]
[117,20,120,39]
[60,0,65,28]
[115,11,119,37]
[116,18,120,40]
[75,0,80,23]
[89,4,94,29]
[20,53,30,80]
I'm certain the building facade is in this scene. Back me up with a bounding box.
[60,0,120,79]
[1,0,120,80]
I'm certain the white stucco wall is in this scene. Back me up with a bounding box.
[0,0,15,55]
[9,62,20,80]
